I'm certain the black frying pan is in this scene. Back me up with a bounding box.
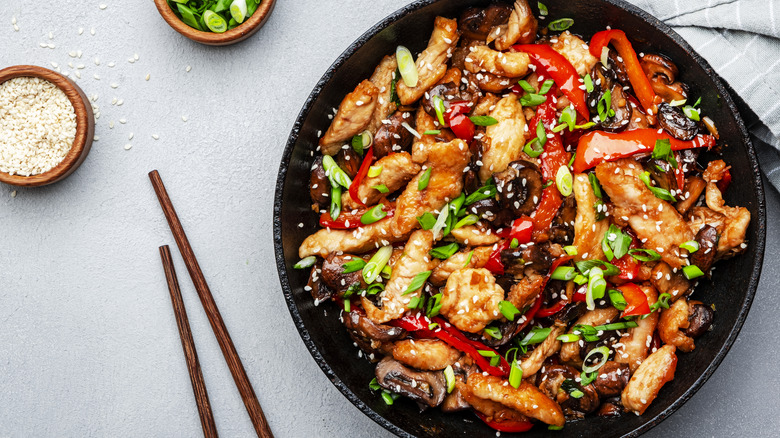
[274,1,766,436]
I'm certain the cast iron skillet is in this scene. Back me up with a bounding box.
[274,0,766,436]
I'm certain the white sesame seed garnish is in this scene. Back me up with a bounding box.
[110,83,119,89]
[145,74,150,81]
[108,62,115,67]
[128,133,134,141]
[182,115,188,122]
[78,27,84,35]
[152,134,159,140]
[186,65,192,72]
[119,118,127,124]
[124,144,132,150]
[109,121,114,129]
[93,74,100,80]
[90,28,96,35]
[99,4,107,10]
[134,53,139,61]
[116,99,124,106]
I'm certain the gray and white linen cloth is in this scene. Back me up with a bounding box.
[623,0,780,189]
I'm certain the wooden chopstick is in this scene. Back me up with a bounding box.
[149,170,274,438]
[159,245,219,438]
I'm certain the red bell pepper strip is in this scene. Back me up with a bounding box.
[515,294,543,334]
[515,44,590,119]
[572,284,587,302]
[475,412,534,433]
[716,167,732,193]
[613,252,640,281]
[318,204,393,229]
[392,314,510,377]
[445,101,476,142]
[618,283,650,317]
[589,29,659,112]
[348,146,374,206]
[573,129,716,174]
[536,255,574,317]
[484,239,511,276]
[674,152,686,192]
[486,217,535,274]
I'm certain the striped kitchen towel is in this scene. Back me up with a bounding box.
[624,0,780,189]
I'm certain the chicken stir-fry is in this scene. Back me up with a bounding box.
[296,0,749,432]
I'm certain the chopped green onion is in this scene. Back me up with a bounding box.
[478,349,498,358]
[520,93,547,107]
[561,379,584,399]
[428,322,439,330]
[444,365,456,393]
[576,259,620,276]
[229,0,247,24]
[603,224,632,261]
[342,258,367,273]
[395,45,418,88]
[693,97,702,107]
[583,74,594,93]
[629,248,662,262]
[680,240,700,253]
[343,298,351,312]
[430,243,460,259]
[551,266,576,281]
[432,96,447,127]
[470,115,499,126]
[176,4,203,31]
[366,283,385,296]
[552,123,567,133]
[465,178,497,205]
[582,345,610,373]
[549,425,564,431]
[594,321,638,331]
[588,173,603,199]
[407,296,422,309]
[683,105,700,121]
[351,130,373,155]
[499,300,521,321]
[418,167,432,190]
[361,204,388,225]
[431,203,450,239]
[608,289,627,311]
[423,130,441,135]
[563,245,578,256]
[463,250,474,268]
[597,88,612,121]
[518,79,536,94]
[329,184,341,220]
[558,105,577,131]
[372,184,389,194]
[573,274,588,285]
[669,99,686,107]
[484,326,502,340]
[556,334,580,343]
[520,327,551,346]
[509,360,523,388]
[362,245,393,283]
[539,79,555,95]
[369,377,381,391]
[548,18,574,31]
[322,155,352,188]
[381,391,396,405]
[368,165,383,178]
[417,212,437,230]
[342,282,360,299]
[203,10,228,33]
[683,265,705,280]
[586,270,606,310]
[580,370,598,386]
[403,271,431,295]
[572,324,600,342]
[510,237,520,248]
[426,293,443,318]
[651,139,678,168]
[294,256,316,269]
[538,1,548,15]
[453,214,479,230]
[649,292,672,313]
[639,171,677,202]
[556,165,573,197]
[523,138,544,158]
[574,122,597,130]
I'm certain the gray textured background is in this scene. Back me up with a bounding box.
[1,1,778,437]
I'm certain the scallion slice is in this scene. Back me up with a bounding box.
[360,203,388,225]
[582,345,610,373]
[580,370,598,386]
[538,1,548,15]
[229,0,247,24]
[639,171,677,202]
[429,242,459,260]
[510,238,519,249]
[523,138,544,158]
[683,105,700,121]
[548,18,574,31]
[583,73,594,93]
[556,334,580,343]
[342,258,367,273]
[509,360,523,388]
[369,377,381,391]
[594,321,638,331]
[499,300,521,321]
[518,79,536,93]
[608,289,627,311]
[520,93,547,107]
[343,298,351,312]
[575,259,620,276]
[418,167,432,190]
[362,245,392,283]
[453,214,479,230]
[372,184,389,194]
[403,271,431,295]
[556,165,573,197]
[680,240,700,253]
[426,293,443,318]
[294,256,316,269]
[423,130,441,135]
[431,204,449,239]
[203,10,228,33]
[469,115,499,126]
[629,248,662,262]
[444,365,456,393]
[463,250,474,268]
[329,184,342,220]
[395,45,418,87]
[381,391,396,405]
[520,327,551,346]
[484,326,502,340]
[563,245,578,256]
[588,172,603,199]
[367,165,383,178]
[417,212,436,230]
[573,274,588,285]
[682,264,705,280]
[322,155,353,188]
[539,79,554,95]
[551,266,576,281]
[432,96,447,126]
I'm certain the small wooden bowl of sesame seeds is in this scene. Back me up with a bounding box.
[154,0,277,46]
[0,65,94,187]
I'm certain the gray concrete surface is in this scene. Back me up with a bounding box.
[0,1,778,437]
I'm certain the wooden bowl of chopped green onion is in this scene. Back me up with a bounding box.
[0,65,94,187]
[155,0,276,46]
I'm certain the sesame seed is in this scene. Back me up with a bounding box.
[124,144,132,150]
[186,65,192,72]
[152,134,159,140]
[99,4,107,10]
[182,115,188,122]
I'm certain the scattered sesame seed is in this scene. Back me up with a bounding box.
[119,118,126,124]
[182,115,188,122]
[78,27,84,35]
[99,4,107,10]
[152,134,159,140]
[108,62,115,67]
[128,133,134,141]
[110,83,118,89]
[11,190,17,198]
[116,99,124,106]
[93,74,100,80]
[90,28,96,35]
[185,65,192,72]
[145,74,150,81]
[124,144,132,150]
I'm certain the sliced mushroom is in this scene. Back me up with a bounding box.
[690,224,719,273]
[459,4,513,42]
[306,259,334,302]
[684,301,714,338]
[640,53,688,103]
[657,102,698,141]
[309,156,330,209]
[336,147,362,179]
[494,160,544,216]
[375,357,447,408]
[549,195,576,245]
[320,253,366,294]
[675,176,706,215]
[373,110,415,158]
[342,310,405,359]
[592,361,631,398]
[600,84,632,132]
[597,397,624,417]
[421,82,460,118]
[537,364,600,418]
[501,241,561,273]
[644,158,677,192]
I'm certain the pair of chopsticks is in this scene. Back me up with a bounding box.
[150,170,273,438]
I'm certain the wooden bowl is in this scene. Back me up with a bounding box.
[154,0,277,46]
[0,65,94,187]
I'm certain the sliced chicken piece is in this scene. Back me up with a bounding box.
[366,55,399,135]
[573,173,609,261]
[520,321,565,377]
[622,345,677,415]
[464,45,531,78]
[440,268,504,333]
[649,261,691,302]
[507,272,544,313]
[550,31,598,76]
[397,17,460,105]
[658,298,695,353]
[458,381,531,423]
[363,230,436,324]
[488,0,538,51]
[449,221,501,246]
[430,247,492,286]
[560,307,620,366]
[700,160,750,258]
[471,92,500,117]
[411,106,438,164]
[480,94,527,182]
[675,176,706,215]
[392,339,460,371]
[474,70,516,93]
[391,139,471,238]
[596,159,694,269]
[615,283,659,372]
[342,152,420,209]
[319,80,379,155]
[467,374,565,427]
[298,218,404,258]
